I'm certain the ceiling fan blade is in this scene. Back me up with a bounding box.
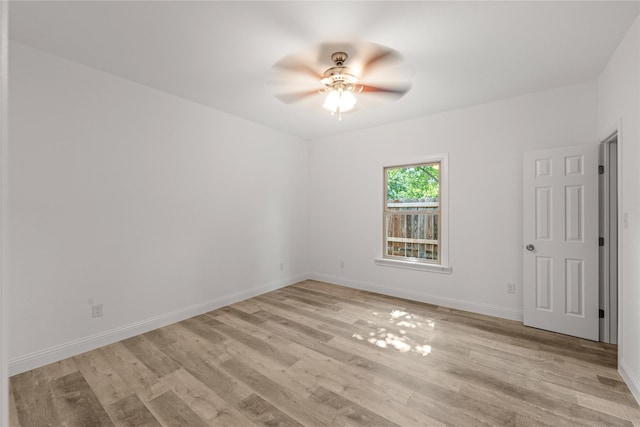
[275,89,320,104]
[361,84,410,96]
[361,47,401,75]
[273,56,322,80]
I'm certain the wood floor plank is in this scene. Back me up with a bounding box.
[107,393,161,427]
[458,382,598,427]
[289,282,390,312]
[300,280,441,315]
[214,305,265,326]
[229,298,263,314]
[154,328,255,407]
[219,336,317,401]
[446,365,633,426]
[9,385,21,427]
[576,392,640,426]
[287,358,432,427]
[10,281,640,426]
[309,386,401,427]
[238,393,305,427]
[287,349,413,405]
[74,349,133,406]
[254,293,357,330]
[525,360,637,407]
[217,308,335,353]
[50,371,114,426]
[407,390,495,427]
[102,343,160,390]
[277,286,343,308]
[140,326,178,350]
[11,369,64,426]
[272,288,343,312]
[220,358,333,426]
[161,368,254,426]
[41,358,80,380]
[210,312,274,342]
[162,322,233,366]
[180,315,228,345]
[145,390,208,427]
[203,314,300,367]
[120,334,181,378]
[253,310,334,343]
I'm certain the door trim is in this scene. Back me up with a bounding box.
[0,0,9,424]
[599,133,618,343]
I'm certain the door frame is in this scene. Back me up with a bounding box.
[599,133,619,344]
[0,0,8,424]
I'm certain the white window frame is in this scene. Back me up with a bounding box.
[375,153,451,274]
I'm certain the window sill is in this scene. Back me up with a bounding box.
[374,258,453,274]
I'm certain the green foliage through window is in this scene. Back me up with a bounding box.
[387,163,439,201]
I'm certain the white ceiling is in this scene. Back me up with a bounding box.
[9,1,640,140]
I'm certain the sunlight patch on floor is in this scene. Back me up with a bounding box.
[351,309,435,356]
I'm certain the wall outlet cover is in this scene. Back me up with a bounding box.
[92,303,103,318]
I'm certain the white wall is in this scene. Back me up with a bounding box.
[597,16,640,403]
[309,82,598,320]
[8,42,309,374]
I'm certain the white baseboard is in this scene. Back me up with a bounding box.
[308,273,524,322]
[9,274,307,376]
[619,357,640,405]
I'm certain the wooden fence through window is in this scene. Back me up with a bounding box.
[386,201,439,260]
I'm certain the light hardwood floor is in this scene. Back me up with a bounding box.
[10,280,640,426]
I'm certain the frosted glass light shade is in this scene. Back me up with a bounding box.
[323,90,357,113]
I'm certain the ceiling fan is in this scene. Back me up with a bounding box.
[272,42,411,119]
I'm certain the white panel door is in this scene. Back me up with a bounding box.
[523,145,599,340]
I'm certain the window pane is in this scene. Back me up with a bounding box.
[385,212,439,260]
[387,163,439,202]
[385,162,440,263]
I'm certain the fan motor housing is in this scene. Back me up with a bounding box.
[321,66,360,92]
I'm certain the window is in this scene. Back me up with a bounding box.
[376,155,450,273]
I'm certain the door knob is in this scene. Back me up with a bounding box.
[526,244,535,251]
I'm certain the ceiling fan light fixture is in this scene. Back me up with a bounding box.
[321,72,360,116]
[323,88,357,114]
[319,52,361,118]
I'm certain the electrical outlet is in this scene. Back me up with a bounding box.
[506,283,516,294]
[92,303,103,318]
[340,260,344,268]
